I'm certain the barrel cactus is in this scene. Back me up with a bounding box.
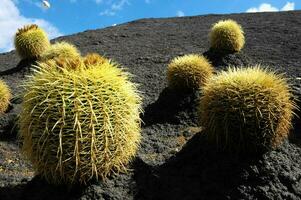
[40,41,81,62]
[167,54,214,91]
[199,66,295,153]
[19,60,142,185]
[41,56,85,71]
[14,24,50,59]
[209,19,245,53]
[0,80,12,113]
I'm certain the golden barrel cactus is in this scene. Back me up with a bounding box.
[209,19,245,53]
[199,66,295,153]
[14,24,50,59]
[19,60,142,185]
[167,54,214,91]
[40,41,81,62]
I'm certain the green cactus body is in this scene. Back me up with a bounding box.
[199,66,295,153]
[210,19,245,53]
[167,54,214,91]
[19,61,142,185]
[14,24,50,59]
[40,41,81,62]
[0,80,12,113]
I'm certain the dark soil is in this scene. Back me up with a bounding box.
[0,10,301,200]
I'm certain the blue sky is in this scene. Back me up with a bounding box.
[0,0,299,53]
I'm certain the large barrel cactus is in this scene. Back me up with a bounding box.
[199,66,296,154]
[19,60,142,185]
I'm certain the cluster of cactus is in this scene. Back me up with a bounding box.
[12,17,298,188]
[166,19,245,92]
[0,80,12,114]
[15,24,142,185]
[14,24,50,59]
[199,66,295,153]
[209,19,245,53]
[166,19,296,154]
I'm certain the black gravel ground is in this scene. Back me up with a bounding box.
[0,10,301,200]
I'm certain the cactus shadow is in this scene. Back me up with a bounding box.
[203,49,253,70]
[0,176,90,200]
[0,103,21,141]
[0,59,36,76]
[141,87,199,126]
[133,132,263,200]
[289,97,301,145]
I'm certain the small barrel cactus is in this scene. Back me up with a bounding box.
[209,19,245,53]
[83,53,109,67]
[41,56,85,71]
[199,66,295,154]
[0,80,12,113]
[167,54,214,91]
[40,41,81,62]
[14,24,50,59]
[19,60,142,185]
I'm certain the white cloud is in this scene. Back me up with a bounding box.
[246,2,295,13]
[99,0,130,16]
[70,0,104,4]
[99,10,116,16]
[246,3,278,12]
[112,0,129,11]
[0,0,62,53]
[281,2,295,11]
[176,10,185,17]
[95,0,103,4]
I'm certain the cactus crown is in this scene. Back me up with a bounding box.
[39,56,85,71]
[210,19,245,53]
[19,61,142,185]
[200,66,295,153]
[15,24,39,36]
[83,53,108,67]
[167,54,214,91]
[0,80,12,113]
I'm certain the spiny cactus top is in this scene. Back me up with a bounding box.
[199,66,296,154]
[83,53,109,67]
[210,19,245,53]
[14,24,50,59]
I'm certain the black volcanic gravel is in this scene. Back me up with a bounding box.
[0,10,301,200]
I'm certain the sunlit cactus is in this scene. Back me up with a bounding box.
[19,60,142,185]
[14,24,50,59]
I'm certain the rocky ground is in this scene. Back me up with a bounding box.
[0,10,301,200]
